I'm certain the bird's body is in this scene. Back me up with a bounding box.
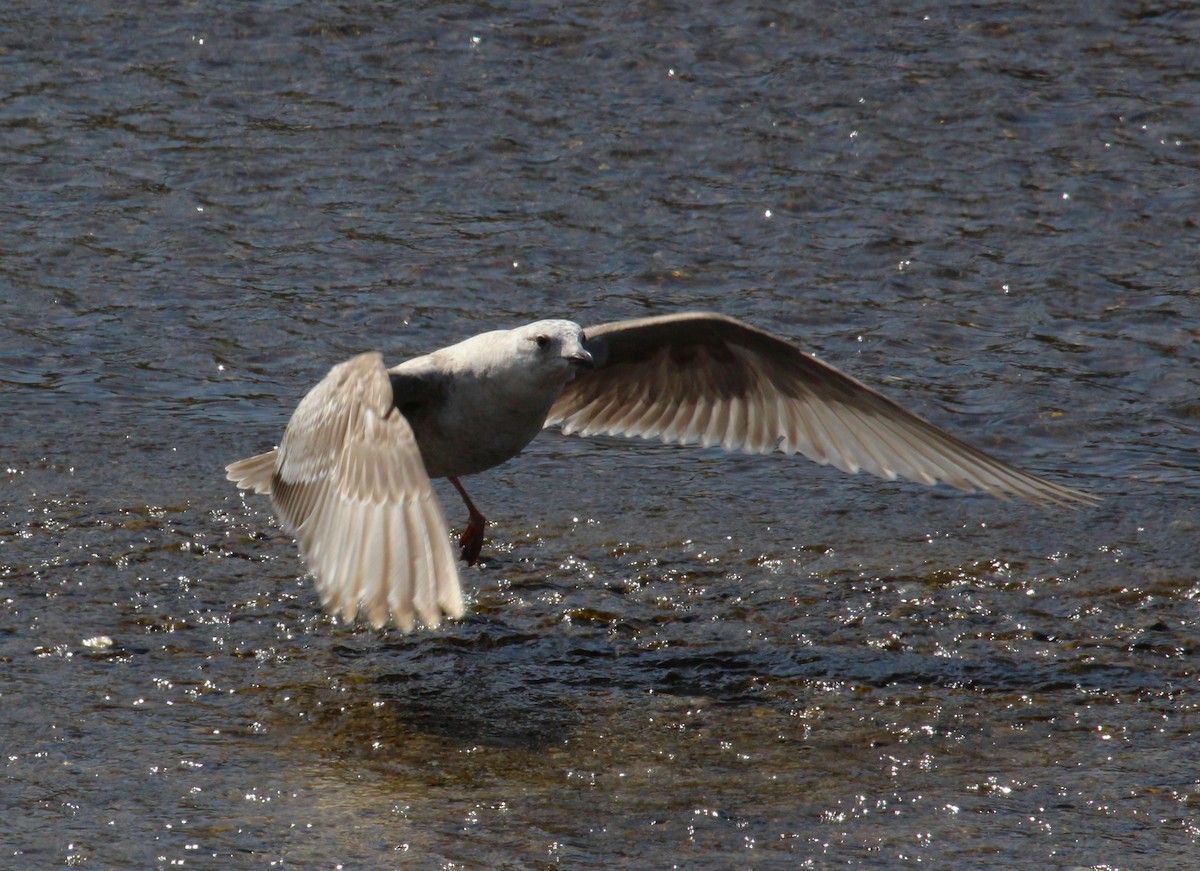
[227,312,1094,631]
[389,322,585,478]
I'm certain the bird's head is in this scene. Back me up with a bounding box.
[513,319,594,383]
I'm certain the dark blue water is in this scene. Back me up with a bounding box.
[3,1,1198,868]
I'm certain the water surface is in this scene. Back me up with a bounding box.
[2,1,1198,868]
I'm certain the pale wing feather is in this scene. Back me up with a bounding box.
[389,500,418,630]
[359,501,389,628]
[720,396,745,452]
[428,497,467,616]
[547,313,1094,507]
[391,503,420,633]
[255,351,464,630]
[747,390,774,454]
[704,399,731,450]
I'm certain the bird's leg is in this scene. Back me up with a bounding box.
[448,476,487,565]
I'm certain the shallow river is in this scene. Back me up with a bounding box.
[2,1,1198,868]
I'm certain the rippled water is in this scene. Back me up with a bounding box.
[3,1,1198,868]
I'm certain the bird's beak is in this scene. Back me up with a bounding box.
[568,349,595,370]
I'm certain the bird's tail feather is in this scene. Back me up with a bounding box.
[226,450,277,495]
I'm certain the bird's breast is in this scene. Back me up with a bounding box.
[403,377,559,479]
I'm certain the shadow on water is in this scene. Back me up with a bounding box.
[269,605,1183,772]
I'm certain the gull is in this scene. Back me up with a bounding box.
[226,312,1094,631]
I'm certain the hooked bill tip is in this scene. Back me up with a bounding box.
[569,351,595,370]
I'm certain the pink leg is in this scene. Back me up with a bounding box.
[449,476,487,565]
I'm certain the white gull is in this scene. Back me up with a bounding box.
[226,312,1094,631]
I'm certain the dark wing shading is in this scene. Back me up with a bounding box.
[545,312,1094,507]
[247,352,464,630]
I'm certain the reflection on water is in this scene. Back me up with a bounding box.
[2,0,1198,867]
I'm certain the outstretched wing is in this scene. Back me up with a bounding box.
[232,352,464,630]
[546,312,1093,507]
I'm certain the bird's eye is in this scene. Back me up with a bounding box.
[535,335,550,350]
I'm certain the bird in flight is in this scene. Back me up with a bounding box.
[227,312,1094,631]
